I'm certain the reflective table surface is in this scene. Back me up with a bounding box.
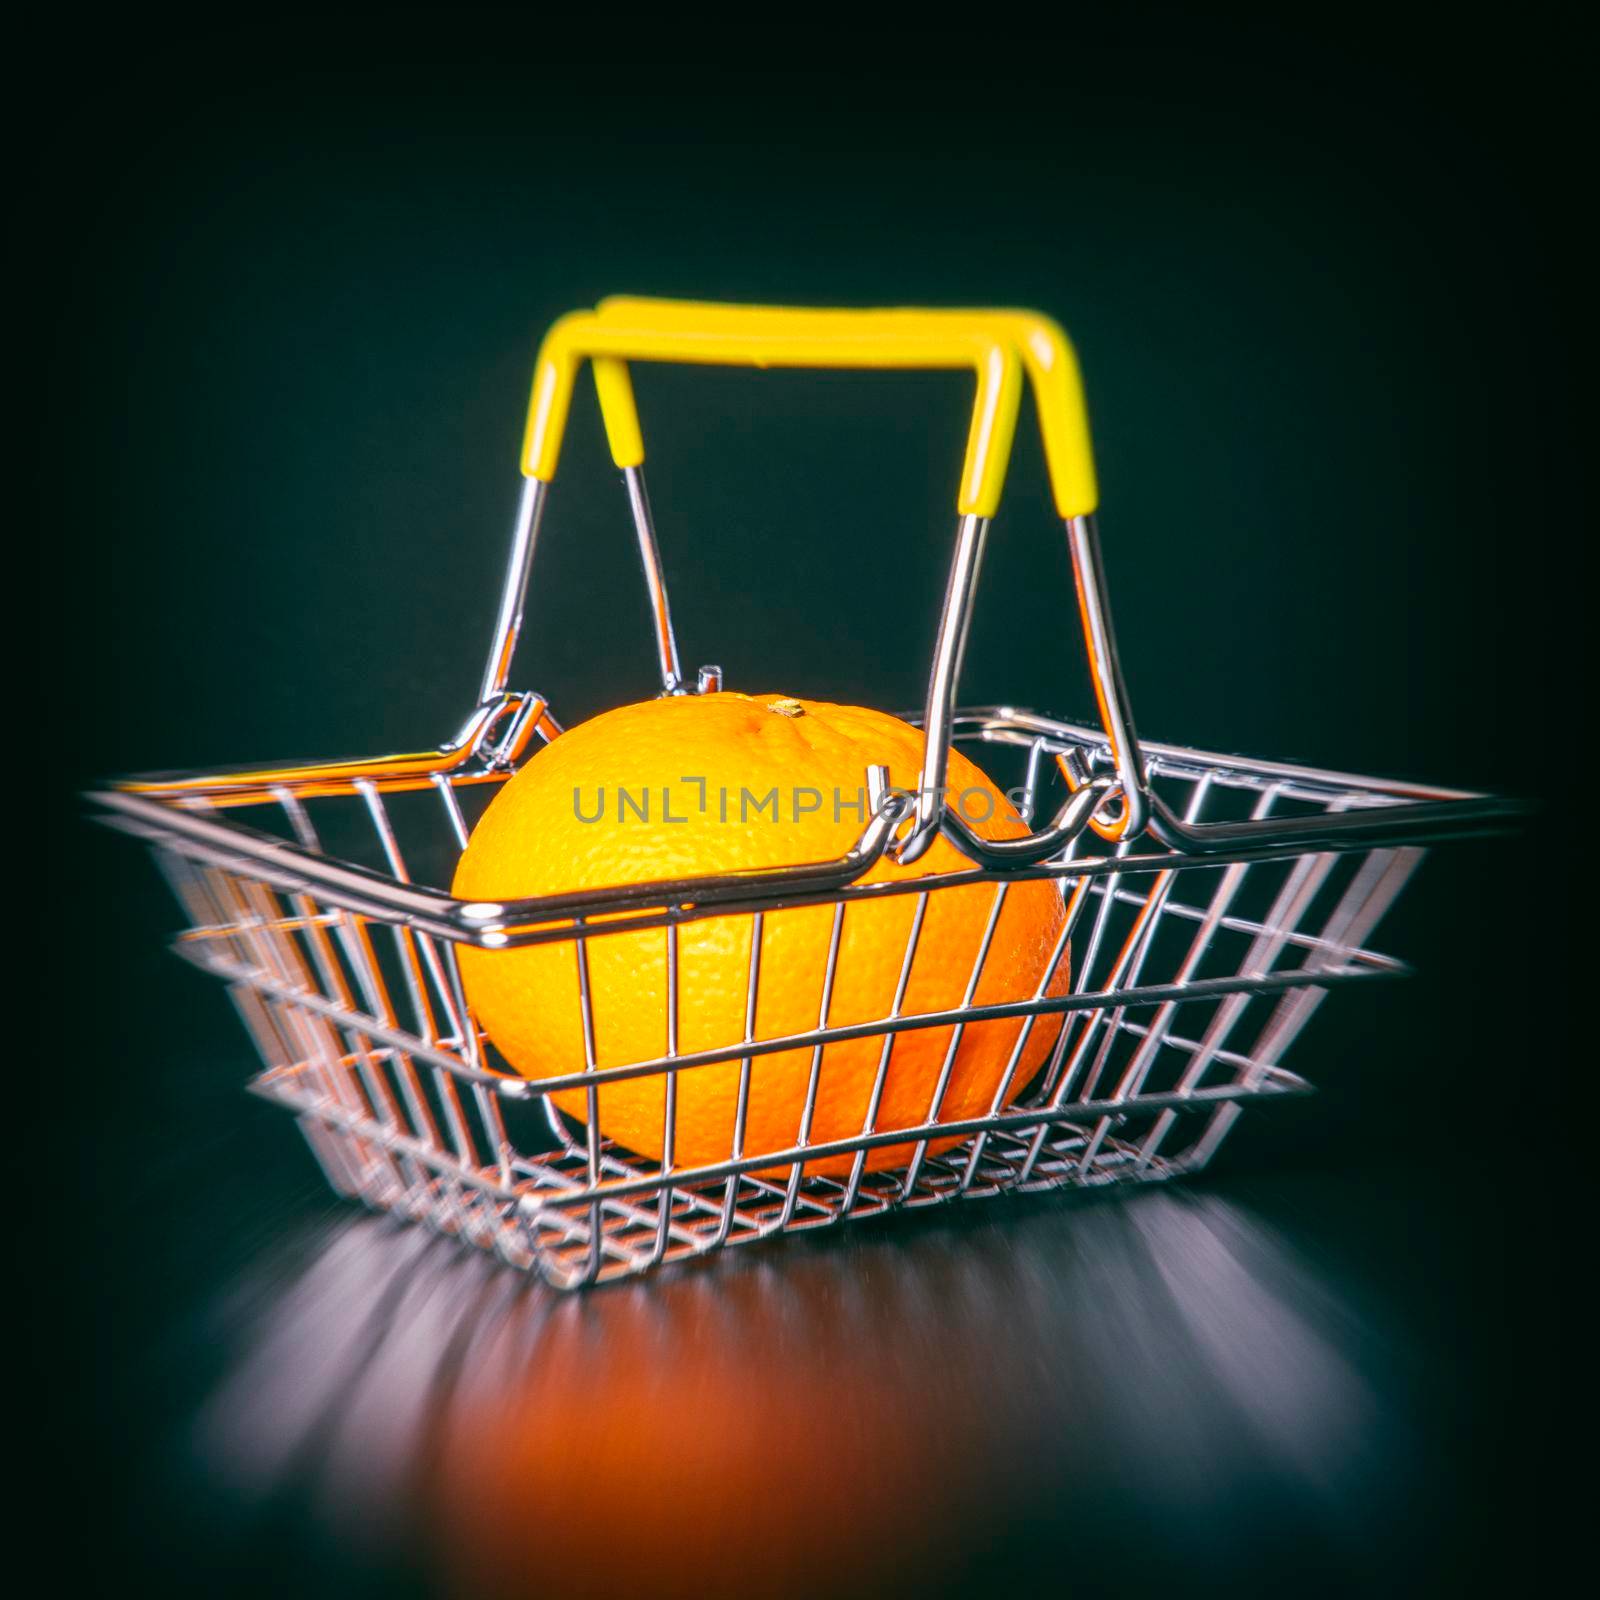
[69,1158,1521,1598]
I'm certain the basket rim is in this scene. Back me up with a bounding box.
[88,705,1525,947]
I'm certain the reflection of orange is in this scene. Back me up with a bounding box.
[427,1246,1026,1600]
[454,693,1068,1176]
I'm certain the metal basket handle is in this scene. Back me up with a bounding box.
[479,296,1149,866]
[106,299,1524,873]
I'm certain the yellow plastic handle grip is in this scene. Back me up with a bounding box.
[593,297,1099,519]
[520,298,1099,519]
[988,308,1100,520]
[524,299,1021,518]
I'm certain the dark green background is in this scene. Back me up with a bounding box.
[33,26,1575,787]
[27,16,1576,1598]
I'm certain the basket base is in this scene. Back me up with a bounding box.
[266,1070,1196,1290]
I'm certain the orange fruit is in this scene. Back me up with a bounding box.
[453,692,1069,1177]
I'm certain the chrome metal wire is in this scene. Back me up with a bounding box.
[101,708,1449,1288]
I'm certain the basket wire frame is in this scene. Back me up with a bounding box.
[125,719,1424,1290]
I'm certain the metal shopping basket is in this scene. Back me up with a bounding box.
[93,298,1523,1288]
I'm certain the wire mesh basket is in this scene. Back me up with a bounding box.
[94,298,1520,1288]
